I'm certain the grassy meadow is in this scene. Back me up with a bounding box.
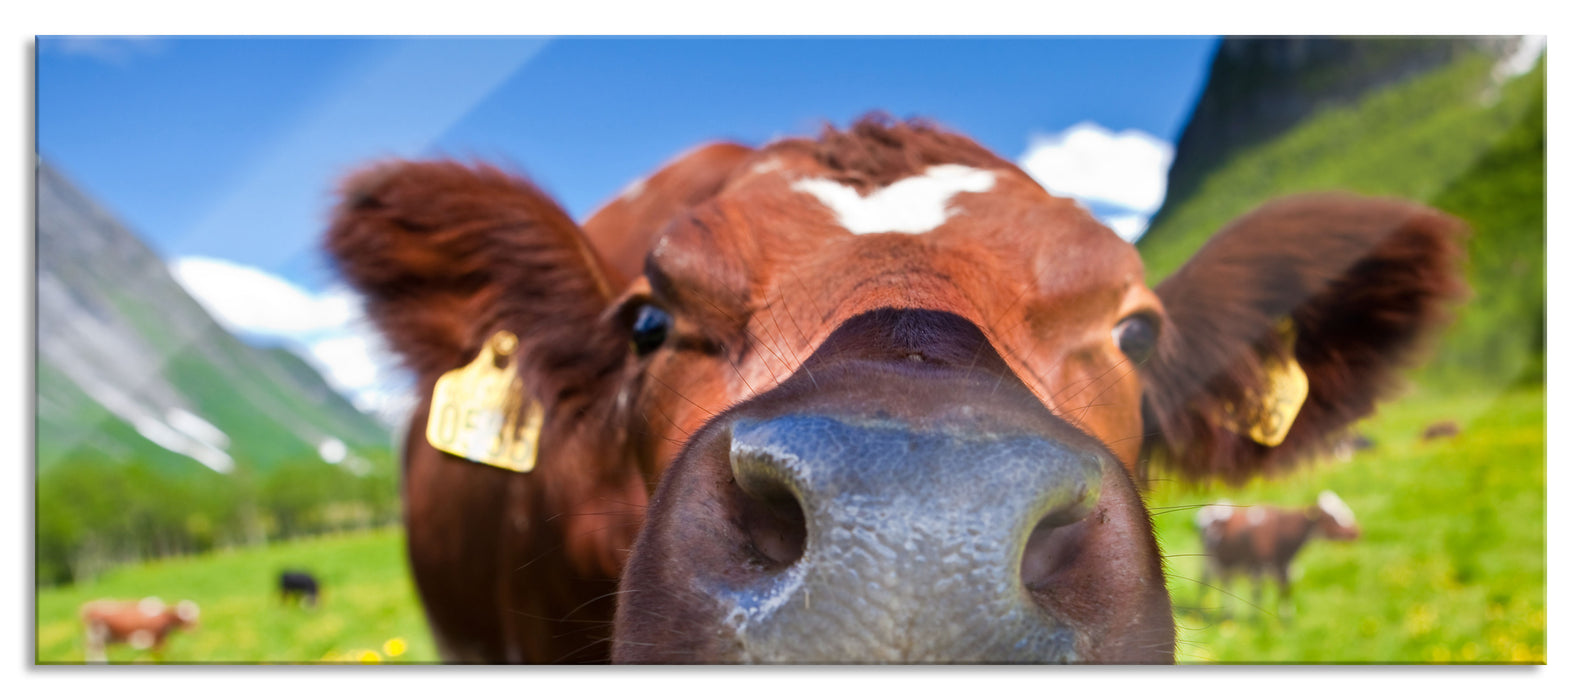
[35,528,439,664]
[1150,382,1545,663]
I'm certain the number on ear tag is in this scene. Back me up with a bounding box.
[426,330,542,472]
[1221,319,1308,447]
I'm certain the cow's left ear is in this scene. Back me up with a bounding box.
[1140,193,1468,484]
[324,160,628,404]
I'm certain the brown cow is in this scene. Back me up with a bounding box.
[80,597,199,663]
[1195,491,1361,617]
[325,115,1464,663]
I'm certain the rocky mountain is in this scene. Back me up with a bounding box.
[35,161,393,477]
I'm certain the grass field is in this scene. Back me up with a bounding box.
[35,528,439,664]
[1150,381,1546,664]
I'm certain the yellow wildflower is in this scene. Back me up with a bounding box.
[384,637,408,658]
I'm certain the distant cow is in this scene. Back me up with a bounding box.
[279,570,320,608]
[1422,420,1462,440]
[326,115,1464,662]
[80,597,199,663]
[1331,433,1377,462]
[1196,491,1361,615]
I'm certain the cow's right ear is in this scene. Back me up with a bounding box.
[324,160,628,397]
[1139,193,1467,484]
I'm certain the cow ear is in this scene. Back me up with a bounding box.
[1141,193,1467,484]
[324,160,627,395]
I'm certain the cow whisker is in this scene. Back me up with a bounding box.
[504,608,614,626]
[643,368,719,420]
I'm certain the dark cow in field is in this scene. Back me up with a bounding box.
[1195,491,1361,616]
[279,570,320,608]
[1331,433,1377,462]
[80,597,199,663]
[325,116,1464,663]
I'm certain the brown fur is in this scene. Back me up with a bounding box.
[323,115,1465,663]
[768,114,1029,194]
[583,142,756,285]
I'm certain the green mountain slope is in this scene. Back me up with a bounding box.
[36,162,404,585]
[1137,48,1545,388]
[36,162,393,478]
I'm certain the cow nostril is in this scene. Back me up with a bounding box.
[736,477,807,570]
[1020,510,1089,591]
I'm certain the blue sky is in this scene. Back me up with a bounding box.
[36,35,1218,415]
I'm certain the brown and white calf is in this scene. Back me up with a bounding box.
[80,597,199,663]
[325,116,1464,663]
[1196,491,1361,615]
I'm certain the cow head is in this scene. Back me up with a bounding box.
[325,117,1463,663]
[1313,490,1361,541]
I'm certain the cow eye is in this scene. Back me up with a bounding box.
[631,304,673,356]
[1112,315,1158,365]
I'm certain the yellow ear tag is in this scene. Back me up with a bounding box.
[426,330,542,472]
[1222,319,1308,447]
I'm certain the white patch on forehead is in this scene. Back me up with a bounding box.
[1318,490,1356,527]
[790,164,997,235]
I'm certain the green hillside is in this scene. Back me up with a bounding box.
[36,161,394,479]
[1138,51,1544,388]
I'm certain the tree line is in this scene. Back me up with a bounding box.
[36,449,401,587]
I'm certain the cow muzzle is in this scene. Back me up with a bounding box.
[716,412,1101,663]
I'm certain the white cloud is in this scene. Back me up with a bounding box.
[169,256,407,425]
[308,332,385,394]
[171,256,356,335]
[1017,122,1174,214]
[1102,213,1151,244]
